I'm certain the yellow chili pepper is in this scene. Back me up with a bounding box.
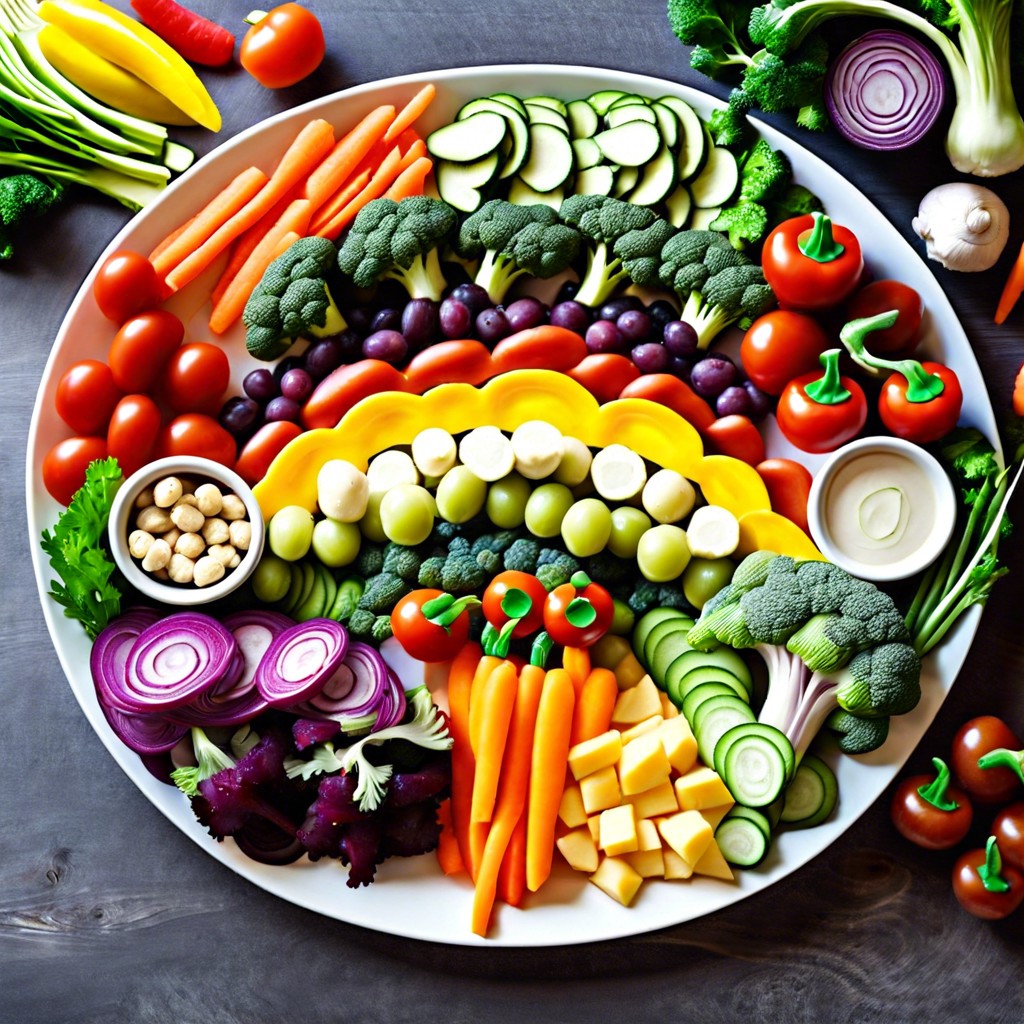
[36,0,221,131]
[38,24,196,126]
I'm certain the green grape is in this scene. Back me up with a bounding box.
[251,554,292,603]
[682,557,736,610]
[560,496,612,557]
[311,518,362,568]
[379,483,436,545]
[525,482,575,537]
[636,523,691,582]
[609,598,635,636]
[486,472,532,528]
[607,505,652,559]
[267,505,315,561]
[359,490,387,543]
[435,465,487,523]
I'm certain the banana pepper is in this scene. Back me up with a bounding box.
[253,369,822,560]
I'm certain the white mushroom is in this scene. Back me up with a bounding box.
[912,183,1009,272]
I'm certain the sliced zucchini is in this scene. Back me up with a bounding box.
[612,164,639,198]
[456,98,530,180]
[626,143,677,207]
[586,89,628,115]
[525,95,568,116]
[648,626,697,687]
[604,103,658,128]
[689,206,723,230]
[680,680,741,722]
[434,152,501,213]
[650,101,679,149]
[721,728,789,808]
[690,145,740,209]
[593,120,661,167]
[607,93,651,108]
[507,176,564,210]
[658,95,707,179]
[518,122,574,193]
[574,163,614,197]
[525,102,570,133]
[489,91,528,117]
[664,648,752,695]
[427,111,508,163]
[714,722,796,786]
[281,561,306,615]
[664,184,692,228]
[641,615,695,672]
[571,136,602,170]
[457,96,520,120]
[633,607,690,658]
[716,807,771,867]
[566,98,599,138]
[780,754,838,829]
[668,663,749,709]
[693,694,756,767]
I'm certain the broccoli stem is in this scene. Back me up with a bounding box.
[384,246,447,302]
[573,241,628,309]
[683,291,741,351]
[473,248,526,304]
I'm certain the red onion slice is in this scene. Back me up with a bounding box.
[255,618,349,708]
[99,701,188,755]
[826,30,946,151]
[91,610,161,713]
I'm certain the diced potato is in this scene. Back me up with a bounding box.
[598,804,638,857]
[620,715,664,745]
[658,810,714,865]
[625,847,665,878]
[556,828,600,873]
[663,847,694,880]
[623,780,679,819]
[558,783,588,829]
[692,839,735,881]
[636,818,661,852]
[612,675,662,725]
[674,765,734,811]
[619,731,672,796]
[699,802,735,831]
[568,730,622,781]
[658,692,680,719]
[580,765,622,814]
[587,814,601,844]
[657,715,698,775]
[590,856,644,906]
[613,652,647,691]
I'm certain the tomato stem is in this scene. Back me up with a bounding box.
[530,631,553,668]
[977,747,1024,785]
[798,212,845,263]
[978,836,1012,893]
[804,349,852,406]
[917,757,961,812]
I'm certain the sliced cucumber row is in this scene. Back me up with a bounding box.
[275,560,364,623]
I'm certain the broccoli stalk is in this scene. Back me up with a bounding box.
[171,727,237,797]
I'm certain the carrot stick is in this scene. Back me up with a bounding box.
[570,668,620,747]
[996,242,1024,323]
[302,167,371,243]
[562,646,591,694]
[435,799,465,876]
[525,668,576,893]
[164,118,335,293]
[207,199,312,334]
[471,663,545,937]
[470,660,519,825]
[446,643,482,880]
[468,654,502,756]
[149,215,195,264]
[383,83,436,144]
[497,810,528,907]
[302,104,396,211]
[382,156,433,202]
[312,145,408,241]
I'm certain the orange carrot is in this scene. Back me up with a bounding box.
[435,799,465,876]
[148,215,195,263]
[312,144,408,241]
[164,118,335,293]
[467,654,502,756]
[997,241,1024,323]
[570,667,619,747]
[382,156,433,202]
[562,646,591,694]
[301,167,371,243]
[302,104,396,211]
[497,810,528,907]
[470,661,519,825]
[525,668,576,893]
[446,643,482,880]
[471,663,545,937]
[383,82,436,145]
[207,199,312,334]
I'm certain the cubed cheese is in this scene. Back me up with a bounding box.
[658,810,714,865]
[568,730,622,781]
[623,780,679,819]
[580,765,621,814]
[699,802,735,831]
[556,827,600,873]
[589,856,644,906]
[674,765,734,811]
[625,847,665,878]
[657,715,698,775]
[611,675,661,725]
[618,731,672,796]
[636,818,661,852]
[663,848,694,880]
[620,715,664,745]
[587,814,601,844]
[598,804,638,856]
[658,692,680,719]
[692,839,735,881]
[558,783,587,829]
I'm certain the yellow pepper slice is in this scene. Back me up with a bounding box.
[254,370,820,560]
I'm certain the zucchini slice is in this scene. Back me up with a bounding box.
[518,122,574,193]
[780,754,838,828]
[525,94,568,116]
[690,145,740,208]
[586,89,628,115]
[571,136,602,170]
[427,111,507,163]
[626,143,677,206]
[489,91,528,116]
[574,163,614,197]
[434,151,500,213]
[567,98,599,138]
[604,103,658,128]
[525,102,570,133]
[664,184,692,228]
[593,120,661,167]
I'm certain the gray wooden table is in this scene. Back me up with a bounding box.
[5,2,1024,1020]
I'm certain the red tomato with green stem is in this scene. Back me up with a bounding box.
[107,310,184,393]
[54,360,123,435]
[992,803,1024,872]
[776,349,868,454]
[92,250,163,323]
[157,413,236,467]
[42,435,108,506]
[160,342,231,414]
[391,589,479,662]
[952,836,1024,920]
[951,716,1023,803]
[740,310,831,396]
[482,571,547,639]
[845,280,924,355]
[240,3,325,88]
[878,361,963,444]
[107,395,162,478]
[543,572,614,648]
[890,757,973,850]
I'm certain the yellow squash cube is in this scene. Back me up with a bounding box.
[692,839,735,882]
[611,675,662,725]
[599,804,639,856]
[556,828,599,873]
[624,780,679,819]
[658,810,714,865]
[658,715,698,775]
[620,714,664,745]
[558,783,587,829]
[625,847,665,878]
[658,692,680,719]
[674,765,734,811]
[580,765,622,814]
[663,847,694,880]
[636,817,661,852]
[568,730,622,781]
[618,731,672,796]
[699,802,735,831]
[589,856,644,906]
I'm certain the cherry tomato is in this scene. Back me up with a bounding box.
[107,395,162,478]
[740,310,831,396]
[951,716,1023,803]
[160,342,231,414]
[157,413,236,467]
[703,414,766,467]
[42,435,108,506]
[878,362,963,445]
[240,3,325,88]
[762,213,864,311]
[482,571,547,638]
[108,310,184,393]
[1014,362,1024,419]
[890,757,973,850]
[391,589,475,662]
[992,803,1024,873]
[92,250,163,323]
[54,359,123,435]
[755,458,813,534]
[952,837,1024,920]
[845,280,923,355]
[234,421,302,486]
[776,350,868,454]
[543,572,614,648]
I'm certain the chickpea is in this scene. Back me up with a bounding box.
[207,543,237,567]
[174,532,205,559]
[220,494,247,521]
[141,537,172,572]
[228,519,252,551]
[170,503,205,533]
[193,555,226,588]
[128,530,154,559]
[136,505,173,533]
[153,476,183,508]
[175,493,199,508]
[134,486,155,509]
[228,552,241,569]
[202,517,230,545]
[162,526,182,549]
[195,483,223,517]
[168,553,195,584]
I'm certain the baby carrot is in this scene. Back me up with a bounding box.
[382,156,433,202]
[382,82,436,144]
[562,646,591,694]
[435,799,465,876]
[470,661,519,825]
[497,812,528,908]
[447,642,482,880]
[311,144,405,241]
[570,667,619,747]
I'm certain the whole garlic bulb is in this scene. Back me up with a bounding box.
[912,183,1009,272]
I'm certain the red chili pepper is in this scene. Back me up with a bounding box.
[617,373,716,432]
[566,353,641,403]
[762,212,864,311]
[490,324,588,374]
[776,348,867,454]
[301,359,410,430]
[234,420,303,486]
[403,339,493,392]
[542,571,614,649]
[755,458,813,533]
[131,0,235,66]
[703,414,766,466]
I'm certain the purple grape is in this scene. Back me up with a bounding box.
[371,307,403,333]
[476,307,511,344]
[631,342,670,374]
[264,396,302,423]
[449,282,491,318]
[716,385,753,417]
[598,295,642,321]
[670,358,692,385]
[549,300,591,335]
[280,367,314,403]
[362,329,408,364]
[505,296,548,332]
[439,297,472,339]
[647,299,679,331]
[690,356,738,398]
[243,368,278,402]
[585,319,626,354]
[662,320,699,358]
[617,309,653,344]
[303,339,342,380]
[336,328,364,361]
[346,306,375,336]
[744,380,773,421]
[555,280,580,304]
[402,299,440,350]
[272,355,304,384]
[219,396,261,436]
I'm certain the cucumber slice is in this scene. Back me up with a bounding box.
[604,104,657,128]
[427,111,508,163]
[525,95,568,116]
[633,607,690,659]
[456,98,530,180]
[650,102,679,149]
[518,123,574,193]
[664,184,692,228]
[567,98,599,139]
[648,626,697,687]
[574,164,614,197]
[489,92,528,117]
[689,206,723,230]
[328,575,364,622]
[693,694,756,767]
[658,95,707,180]
[593,120,661,167]
[680,680,741,722]
[281,561,306,614]
[780,754,838,828]
[626,143,677,207]
[642,615,695,673]
[607,93,651,108]
[586,89,628,115]
[457,96,521,120]
[690,145,740,208]
[721,729,789,808]
[295,563,336,622]
[571,136,602,170]
[289,561,316,617]
[612,164,639,198]
[507,176,564,210]
[714,722,795,785]
[435,152,501,213]
[668,663,750,709]
[716,807,772,867]
[525,102,570,133]
[663,648,752,695]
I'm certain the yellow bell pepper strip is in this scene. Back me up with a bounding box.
[37,23,196,126]
[36,0,220,130]
[253,369,821,560]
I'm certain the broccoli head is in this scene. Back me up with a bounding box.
[357,572,411,614]
[382,542,422,583]
[679,259,775,350]
[834,643,922,719]
[337,196,457,301]
[243,236,346,361]
[0,173,63,260]
[826,708,890,755]
[709,202,769,250]
[503,538,541,574]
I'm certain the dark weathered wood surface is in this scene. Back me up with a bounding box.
[5,2,1024,1019]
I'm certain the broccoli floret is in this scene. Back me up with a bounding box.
[337,196,457,301]
[833,644,922,719]
[677,260,775,349]
[559,194,673,308]
[357,572,410,614]
[417,556,446,590]
[767,183,823,225]
[475,549,501,575]
[457,199,581,304]
[382,543,422,583]
[432,519,464,542]
[627,581,660,617]
[447,536,472,556]
[441,555,486,595]
[708,90,756,147]
[658,229,736,297]
[536,560,578,592]
[826,708,890,755]
[504,538,541,574]
[470,530,520,558]
[347,607,376,638]
[0,173,63,260]
[656,584,693,610]
[584,551,632,587]
[739,138,791,202]
[709,202,769,250]
[355,543,385,578]
[741,36,830,130]
[371,614,394,644]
